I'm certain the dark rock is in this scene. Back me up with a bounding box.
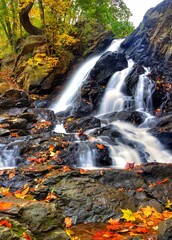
[90,52,128,83]
[64,116,101,133]
[0,89,31,109]
[54,176,135,223]
[121,0,172,82]
[158,218,172,240]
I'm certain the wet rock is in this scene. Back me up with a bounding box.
[58,141,112,168]
[64,116,101,133]
[20,202,65,235]
[90,52,128,83]
[158,218,172,240]
[0,128,10,136]
[0,217,34,240]
[121,0,172,82]
[54,176,136,224]
[0,89,31,109]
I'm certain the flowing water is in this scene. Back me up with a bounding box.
[0,143,20,169]
[52,39,172,168]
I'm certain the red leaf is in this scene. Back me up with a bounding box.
[0,219,12,228]
[23,232,32,240]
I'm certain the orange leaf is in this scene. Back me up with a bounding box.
[65,217,72,228]
[0,202,13,211]
[96,144,105,150]
[0,219,12,228]
[63,166,71,172]
[156,178,168,185]
[49,145,55,151]
[23,232,32,240]
[8,170,16,179]
[137,188,143,192]
[80,169,88,174]
[0,187,12,196]
[10,132,19,138]
[45,193,57,202]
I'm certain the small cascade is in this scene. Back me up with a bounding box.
[78,142,96,169]
[98,59,134,114]
[135,68,155,112]
[0,143,20,169]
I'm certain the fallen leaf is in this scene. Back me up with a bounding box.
[165,199,172,209]
[65,217,72,228]
[0,219,12,228]
[80,169,88,174]
[0,202,13,211]
[125,162,135,170]
[0,187,12,196]
[63,166,71,172]
[137,188,143,192]
[23,232,32,240]
[45,193,57,202]
[121,209,136,222]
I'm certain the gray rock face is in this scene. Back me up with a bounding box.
[121,0,172,81]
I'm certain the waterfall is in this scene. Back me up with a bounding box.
[50,39,123,113]
[135,68,155,112]
[98,59,134,114]
[51,39,172,169]
[0,143,20,169]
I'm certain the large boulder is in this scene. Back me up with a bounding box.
[121,0,172,82]
[14,35,59,93]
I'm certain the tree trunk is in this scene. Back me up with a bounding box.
[19,1,42,35]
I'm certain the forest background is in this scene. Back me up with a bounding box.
[0,0,134,67]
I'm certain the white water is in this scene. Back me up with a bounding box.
[50,39,123,113]
[51,39,172,168]
[99,59,134,114]
[0,143,20,169]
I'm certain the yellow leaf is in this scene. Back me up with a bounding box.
[166,199,172,209]
[142,206,154,217]
[121,209,136,221]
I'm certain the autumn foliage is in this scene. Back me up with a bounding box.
[93,206,172,239]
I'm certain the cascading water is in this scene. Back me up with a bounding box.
[50,39,123,114]
[98,59,134,114]
[0,143,20,169]
[51,39,172,169]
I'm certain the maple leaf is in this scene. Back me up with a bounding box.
[14,184,30,199]
[0,187,12,196]
[0,202,13,211]
[23,232,32,240]
[121,209,136,221]
[142,206,154,217]
[0,219,12,228]
[65,217,72,228]
[166,199,172,209]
